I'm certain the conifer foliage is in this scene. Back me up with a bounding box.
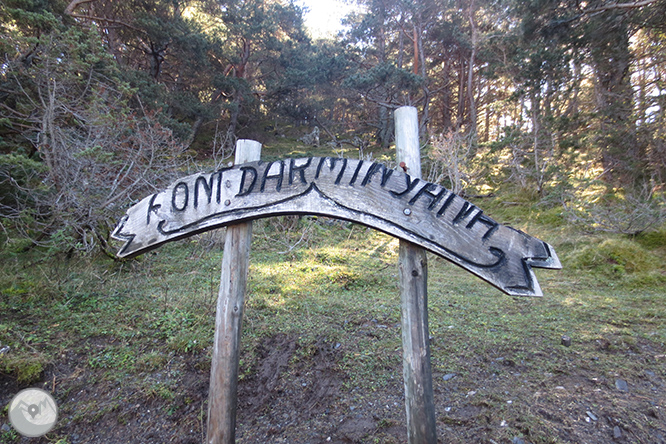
[1,0,665,252]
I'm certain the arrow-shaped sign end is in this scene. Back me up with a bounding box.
[502,240,561,297]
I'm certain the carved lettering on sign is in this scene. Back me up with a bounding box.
[112,157,561,296]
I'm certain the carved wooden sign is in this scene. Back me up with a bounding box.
[112,157,561,296]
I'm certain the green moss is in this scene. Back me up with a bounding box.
[1,353,47,384]
[567,238,659,276]
[315,249,349,265]
[534,206,566,226]
[634,227,666,250]
[136,351,168,372]
[88,348,137,371]
[624,271,666,288]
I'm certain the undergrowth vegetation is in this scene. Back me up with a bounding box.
[1,183,665,442]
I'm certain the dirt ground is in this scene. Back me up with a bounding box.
[2,331,665,444]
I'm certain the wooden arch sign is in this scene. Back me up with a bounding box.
[113,107,561,444]
[112,156,560,296]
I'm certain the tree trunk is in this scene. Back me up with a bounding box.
[378,105,394,148]
[413,25,419,75]
[589,16,645,189]
[186,115,205,150]
[483,82,491,143]
[467,0,478,137]
[225,97,241,153]
[456,54,466,128]
[441,60,452,130]
[531,91,543,195]
[398,24,404,70]
[415,21,430,138]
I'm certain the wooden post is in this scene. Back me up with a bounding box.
[395,106,437,444]
[206,140,262,444]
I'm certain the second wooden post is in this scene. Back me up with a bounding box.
[395,106,438,444]
[206,139,262,444]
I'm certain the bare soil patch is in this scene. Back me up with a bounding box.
[2,331,664,443]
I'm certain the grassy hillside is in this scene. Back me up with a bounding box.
[1,141,665,443]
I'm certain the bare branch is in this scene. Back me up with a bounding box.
[67,13,143,32]
[562,0,660,24]
[582,0,659,14]
[64,1,144,34]
[64,0,98,16]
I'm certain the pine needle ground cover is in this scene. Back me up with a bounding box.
[1,204,665,444]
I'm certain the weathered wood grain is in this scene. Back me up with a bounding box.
[206,140,261,444]
[112,156,560,296]
[395,106,437,444]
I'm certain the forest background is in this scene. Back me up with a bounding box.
[2,2,666,443]
[1,0,665,253]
